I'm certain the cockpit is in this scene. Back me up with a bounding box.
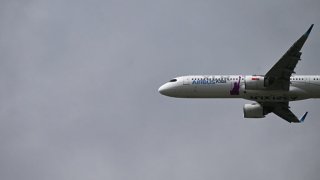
[169,79,177,82]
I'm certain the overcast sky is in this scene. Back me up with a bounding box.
[1,0,320,180]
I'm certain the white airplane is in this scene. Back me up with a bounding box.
[159,24,316,123]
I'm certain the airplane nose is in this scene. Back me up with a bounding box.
[158,83,178,97]
[158,83,176,96]
[158,84,167,95]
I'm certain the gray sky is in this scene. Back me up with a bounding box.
[1,0,320,179]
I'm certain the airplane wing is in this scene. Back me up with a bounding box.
[262,102,308,123]
[265,24,314,90]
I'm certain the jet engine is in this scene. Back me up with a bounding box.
[245,75,266,90]
[243,103,265,118]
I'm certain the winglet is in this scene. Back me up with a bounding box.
[299,112,308,123]
[305,24,314,36]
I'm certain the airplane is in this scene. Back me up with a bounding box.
[158,24,316,123]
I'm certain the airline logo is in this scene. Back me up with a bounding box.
[230,76,241,95]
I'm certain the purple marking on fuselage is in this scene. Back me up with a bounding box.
[230,76,241,95]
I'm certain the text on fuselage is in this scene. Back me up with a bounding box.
[192,79,227,85]
[250,96,298,101]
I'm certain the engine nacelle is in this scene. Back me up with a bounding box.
[243,103,265,118]
[245,75,266,90]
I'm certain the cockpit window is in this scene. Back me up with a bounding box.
[169,79,177,82]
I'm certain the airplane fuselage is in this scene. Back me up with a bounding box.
[159,75,320,102]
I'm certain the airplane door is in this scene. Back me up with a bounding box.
[183,77,191,85]
[304,76,310,87]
